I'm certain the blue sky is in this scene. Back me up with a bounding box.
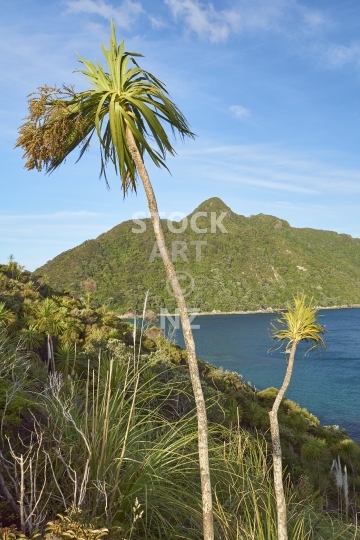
[2,0,360,270]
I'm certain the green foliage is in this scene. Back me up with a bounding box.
[18,326,44,350]
[0,381,33,428]
[0,303,16,330]
[54,343,76,376]
[334,439,360,463]
[301,436,327,462]
[15,22,194,195]
[30,298,64,337]
[271,294,326,347]
[0,263,360,537]
[33,197,360,313]
[257,387,279,402]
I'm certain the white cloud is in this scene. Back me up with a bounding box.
[65,0,144,27]
[170,143,360,197]
[163,0,329,42]
[164,0,240,42]
[230,105,250,118]
[162,0,360,76]
[301,8,326,29]
[149,15,168,29]
[320,42,360,69]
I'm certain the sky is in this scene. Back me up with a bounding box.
[2,0,360,270]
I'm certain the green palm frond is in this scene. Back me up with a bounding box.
[16,21,195,195]
[271,295,326,348]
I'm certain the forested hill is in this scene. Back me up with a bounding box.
[35,197,360,313]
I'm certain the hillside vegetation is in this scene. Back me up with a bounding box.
[0,261,359,538]
[35,197,360,313]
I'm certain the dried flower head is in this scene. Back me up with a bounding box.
[15,85,90,173]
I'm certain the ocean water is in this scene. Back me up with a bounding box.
[161,308,360,442]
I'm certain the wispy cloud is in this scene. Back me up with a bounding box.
[59,0,358,76]
[149,15,168,29]
[317,41,360,69]
[171,143,360,197]
[300,7,326,29]
[65,0,144,27]
[163,0,328,42]
[164,0,240,42]
[235,0,328,34]
[230,105,250,118]
[161,1,360,74]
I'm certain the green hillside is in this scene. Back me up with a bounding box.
[0,263,359,538]
[35,197,360,313]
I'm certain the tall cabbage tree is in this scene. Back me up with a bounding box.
[270,295,325,540]
[16,22,214,538]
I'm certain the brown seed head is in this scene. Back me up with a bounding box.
[15,85,90,172]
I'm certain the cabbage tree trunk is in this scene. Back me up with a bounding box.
[47,333,55,372]
[125,125,214,539]
[269,340,297,540]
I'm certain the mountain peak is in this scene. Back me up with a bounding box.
[35,199,360,314]
[188,197,234,216]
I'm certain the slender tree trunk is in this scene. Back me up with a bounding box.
[125,125,214,540]
[269,340,297,540]
[50,336,55,373]
[47,334,55,372]
[19,454,25,533]
[47,334,51,371]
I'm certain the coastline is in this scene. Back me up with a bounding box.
[119,304,360,318]
[192,304,360,316]
[118,303,360,442]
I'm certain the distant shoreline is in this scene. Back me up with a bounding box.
[193,304,360,316]
[119,304,360,318]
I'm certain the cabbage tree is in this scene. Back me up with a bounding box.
[270,295,325,540]
[16,22,213,538]
[30,298,64,372]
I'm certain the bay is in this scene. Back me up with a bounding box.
[160,308,360,442]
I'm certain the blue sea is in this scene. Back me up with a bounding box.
[158,308,360,442]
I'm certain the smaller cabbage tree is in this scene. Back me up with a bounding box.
[269,295,326,540]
